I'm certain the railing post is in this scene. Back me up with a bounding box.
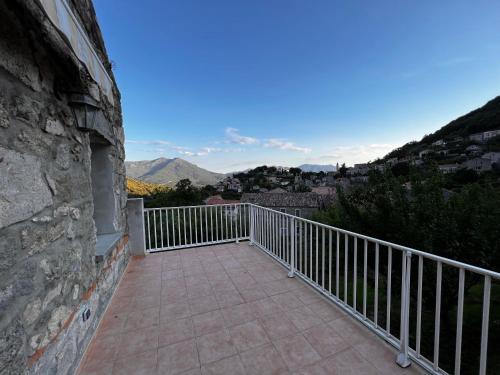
[249,205,255,245]
[235,205,240,243]
[288,217,295,278]
[396,250,412,368]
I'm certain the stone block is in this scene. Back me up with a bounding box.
[0,147,53,229]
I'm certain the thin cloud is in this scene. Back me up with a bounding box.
[264,139,311,153]
[125,139,170,146]
[331,143,394,165]
[225,127,259,145]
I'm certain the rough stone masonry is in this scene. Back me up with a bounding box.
[0,1,131,373]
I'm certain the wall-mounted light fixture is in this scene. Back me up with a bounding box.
[68,93,100,131]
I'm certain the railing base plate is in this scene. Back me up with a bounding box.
[396,353,411,368]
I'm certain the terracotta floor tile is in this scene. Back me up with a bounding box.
[321,348,381,375]
[251,297,283,317]
[78,362,114,375]
[97,312,127,337]
[303,324,349,358]
[271,291,304,309]
[162,269,184,280]
[221,303,257,327]
[112,349,157,375]
[187,283,214,299]
[158,317,195,347]
[196,330,237,364]
[189,295,220,315]
[307,300,345,322]
[259,312,299,340]
[215,290,244,308]
[160,301,191,322]
[284,305,322,331]
[158,339,200,375]
[131,294,161,311]
[353,337,423,375]
[201,355,246,375]
[273,333,322,370]
[192,310,225,336]
[240,343,289,375]
[328,317,369,346]
[228,320,270,352]
[115,327,159,359]
[238,288,268,302]
[123,307,159,332]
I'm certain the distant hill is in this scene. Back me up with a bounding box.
[126,178,165,197]
[383,96,500,161]
[298,164,336,173]
[125,158,224,186]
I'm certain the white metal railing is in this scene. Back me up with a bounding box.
[144,204,250,251]
[144,203,499,375]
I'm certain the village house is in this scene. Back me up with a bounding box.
[432,139,445,146]
[465,144,482,155]
[438,164,460,174]
[483,152,500,163]
[469,129,500,143]
[462,157,492,172]
[241,192,332,218]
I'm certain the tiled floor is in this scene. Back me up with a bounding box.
[78,243,425,375]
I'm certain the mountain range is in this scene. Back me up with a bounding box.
[125,158,224,186]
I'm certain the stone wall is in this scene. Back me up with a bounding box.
[0,1,129,374]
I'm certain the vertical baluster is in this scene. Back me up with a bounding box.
[433,261,442,371]
[204,206,208,243]
[177,208,181,245]
[200,207,203,243]
[322,227,325,290]
[363,239,367,317]
[479,275,491,375]
[353,237,357,312]
[146,210,151,250]
[329,230,332,294]
[225,206,229,241]
[172,209,176,247]
[416,255,423,357]
[166,208,170,248]
[183,208,187,245]
[230,205,234,240]
[153,209,158,250]
[344,234,348,304]
[194,207,198,244]
[210,206,214,242]
[374,242,379,327]
[309,224,314,281]
[299,221,303,274]
[189,207,192,245]
[386,246,392,334]
[336,231,340,298]
[315,226,319,284]
[159,209,164,249]
[216,206,219,242]
[454,268,465,375]
[396,251,412,368]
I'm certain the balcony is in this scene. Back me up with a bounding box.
[78,203,498,374]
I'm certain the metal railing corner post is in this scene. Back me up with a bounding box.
[288,217,296,278]
[396,250,412,368]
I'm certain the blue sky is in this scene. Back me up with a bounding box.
[94,0,500,172]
